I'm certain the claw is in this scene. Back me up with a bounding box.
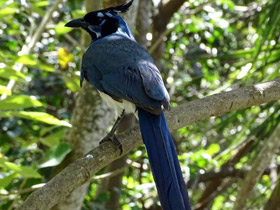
[100,134,123,155]
[99,110,125,155]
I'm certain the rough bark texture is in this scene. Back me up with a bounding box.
[135,0,151,47]
[264,179,280,210]
[234,122,280,210]
[18,79,280,210]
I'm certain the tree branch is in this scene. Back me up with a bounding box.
[18,79,280,210]
[188,165,280,188]
[264,179,280,210]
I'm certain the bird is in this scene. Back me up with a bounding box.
[65,1,191,209]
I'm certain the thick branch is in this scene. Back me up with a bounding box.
[264,179,280,210]
[18,79,280,210]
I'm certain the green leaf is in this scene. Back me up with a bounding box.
[0,68,26,80]
[0,160,41,178]
[19,166,42,178]
[0,7,18,17]
[40,126,59,136]
[63,74,80,92]
[36,63,55,72]
[35,1,49,7]
[71,10,86,19]
[207,144,221,156]
[0,95,44,110]
[40,129,65,147]
[17,55,37,66]
[40,143,72,168]
[0,173,19,188]
[0,111,72,127]
[17,55,55,72]
[55,22,73,35]
[0,85,11,96]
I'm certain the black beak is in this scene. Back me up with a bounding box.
[65,18,89,28]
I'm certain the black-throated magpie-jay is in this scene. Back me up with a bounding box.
[65,1,191,209]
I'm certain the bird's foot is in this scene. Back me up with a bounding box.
[100,133,123,155]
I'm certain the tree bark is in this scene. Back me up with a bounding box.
[18,79,280,210]
[264,178,280,210]
[135,0,151,47]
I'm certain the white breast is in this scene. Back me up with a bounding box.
[99,91,137,117]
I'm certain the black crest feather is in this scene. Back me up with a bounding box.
[110,0,134,13]
[84,0,134,21]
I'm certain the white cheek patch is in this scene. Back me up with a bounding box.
[97,12,104,18]
[88,25,102,38]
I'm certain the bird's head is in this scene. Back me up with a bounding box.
[65,0,134,42]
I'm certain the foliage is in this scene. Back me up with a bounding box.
[0,0,279,209]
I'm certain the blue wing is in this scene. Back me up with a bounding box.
[81,34,170,114]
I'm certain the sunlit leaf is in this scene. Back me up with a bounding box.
[71,10,86,19]
[0,111,72,127]
[17,55,37,66]
[55,22,72,35]
[207,144,221,156]
[40,143,72,168]
[0,95,44,110]
[0,68,26,80]
[0,7,18,17]
[0,160,41,178]
[35,1,49,7]
[0,85,11,96]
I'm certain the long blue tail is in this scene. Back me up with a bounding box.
[138,108,191,210]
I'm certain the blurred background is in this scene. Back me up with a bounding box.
[0,0,280,209]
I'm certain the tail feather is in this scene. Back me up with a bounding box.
[138,108,191,210]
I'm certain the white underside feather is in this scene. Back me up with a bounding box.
[99,91,137,118]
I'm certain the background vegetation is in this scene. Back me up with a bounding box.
[0,0,279,209]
